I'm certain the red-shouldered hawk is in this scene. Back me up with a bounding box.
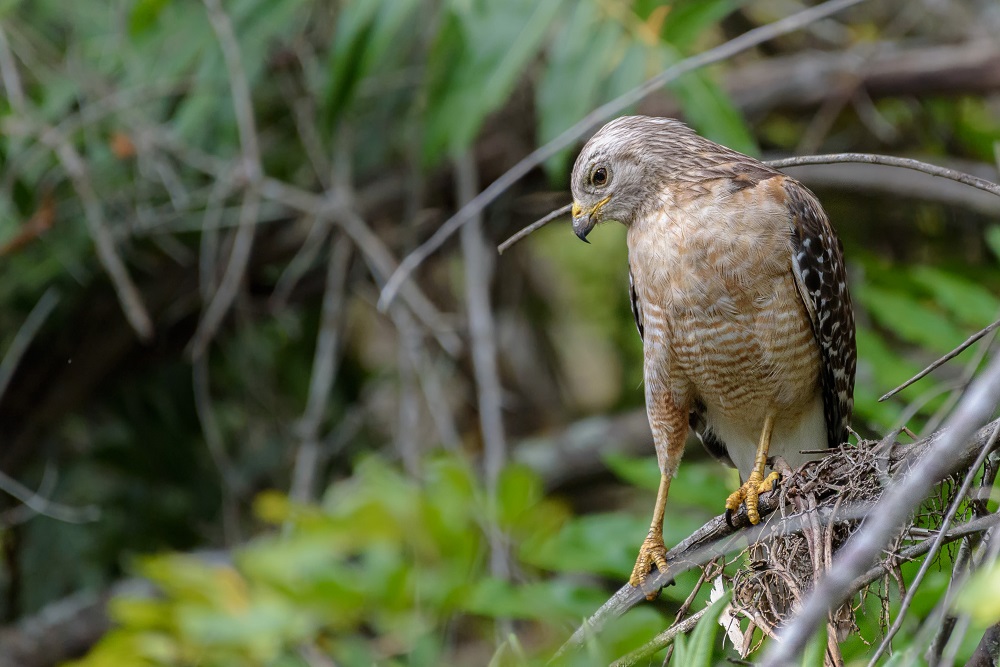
[569,116,856,599]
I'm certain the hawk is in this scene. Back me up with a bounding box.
[569,116,856,597]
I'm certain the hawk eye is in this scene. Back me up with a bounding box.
[591,166,608,187]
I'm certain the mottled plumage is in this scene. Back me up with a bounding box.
[569,115,856,595]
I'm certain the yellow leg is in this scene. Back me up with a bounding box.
[725,413,780,525]
[629,473,671,599]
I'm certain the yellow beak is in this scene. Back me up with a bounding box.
[571,195,611,242]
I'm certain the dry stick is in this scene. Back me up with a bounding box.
[611,605,712,667]
[766,154,1000,200]
[497,204,572,254]
[0,468,100,525]
[192,356,242,545]
[290,233,353,504]
[867,420,1000,665]
[0,24,26,111]
[46,132,155,340]
[0,289,99,524]
[0,288,59,403]
[879,320,1000,402]
[924,320,1000,435]
[456,152,510,584]
[763,356,1000,666]
[190,0,264,359]
[377,0,869,310]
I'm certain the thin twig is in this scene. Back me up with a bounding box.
[456,151,510,583]
[290,233,353,503]
[43,128,154,340]
[763,355,1000,665]
[867,420,1000,665]
[135,120,462,355]
[190,0,264,358]
[923,317,1000,435]
[377,0,869,310]
[767,154,1000,201]
[0,468,100,525]
[497,204,572,254]
[0,24,26,113]
[610,606,711,667]
[879,319,1000,402]
[0,288,59,403]
[191,355,242,545]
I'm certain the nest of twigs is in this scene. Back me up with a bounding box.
[727,436,964,661]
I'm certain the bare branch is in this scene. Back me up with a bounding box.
[0,288,59,404]
[189,0,264,358]
[763,355,1000,665]
[290,233,353,503]
[377,0,869,310]
[497,204,572,254]
[880,318,1000,402]
[610,605,711,667]
[767,153,1000,200]
[48,132,155,340]
[456,151,510,581]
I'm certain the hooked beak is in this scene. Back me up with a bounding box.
[571,196,610,243]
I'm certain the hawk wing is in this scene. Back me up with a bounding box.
[628,261,735,467]
[783,177,857,448]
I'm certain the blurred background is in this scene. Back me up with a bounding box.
[1,0,1000,665]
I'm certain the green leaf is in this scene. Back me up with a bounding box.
[856,283,967,355]
[662,0,739,51]
[603,452,661,491]
[909,265,1000,329]
[128,0,169,35]
[325,0,419,122]
[536,1,625,178]
[801,622,828,667]
[669,67,757,155]
[679,592,730,667]
[955,560,1000,625]
[496,463,543,527]
[424,0,564,162]
[986,226,1000,263]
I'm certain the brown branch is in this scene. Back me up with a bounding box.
[766,154,1000,201]
[880,318,1000,402]
[189,0,264,358]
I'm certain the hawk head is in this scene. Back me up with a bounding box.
[569,115,701,241]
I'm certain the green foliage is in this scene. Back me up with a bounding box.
[673,592,729,667]
[68,455,682,666]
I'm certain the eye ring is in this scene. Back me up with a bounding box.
[591,166,609,187]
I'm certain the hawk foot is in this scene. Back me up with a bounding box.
[629,533,669,600]
[725,470,780,526]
